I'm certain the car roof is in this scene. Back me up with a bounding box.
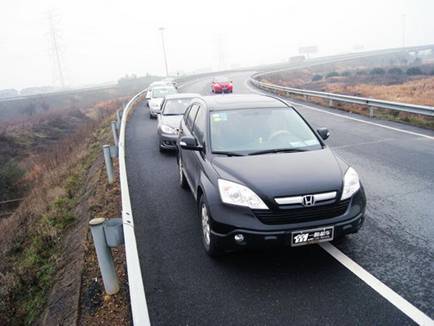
[196,94,288,111]
[164,93,199,100]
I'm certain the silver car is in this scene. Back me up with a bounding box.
[157,93,199,151]
[148,86,177,118]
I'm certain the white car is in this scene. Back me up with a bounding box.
[162,77,178,89]
[145,81,173,101]
[148,86,177,119]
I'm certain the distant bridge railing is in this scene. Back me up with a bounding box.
[249,76,434,117]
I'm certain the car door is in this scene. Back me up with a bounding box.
[179,103,199,187]
[190,104,208,193]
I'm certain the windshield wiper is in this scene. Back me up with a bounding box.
[163,113,182,116]
[248,148,308,156]
[212,151,245,157]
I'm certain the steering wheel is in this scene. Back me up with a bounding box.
[268,130,291,142]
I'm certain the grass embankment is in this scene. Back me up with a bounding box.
[0,101,123,324]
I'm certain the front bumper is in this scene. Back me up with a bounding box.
[158,132,178,150]
[207,189,366,250]
[214,88,233,93]
[212,213,364,249]
[150,107,160,117]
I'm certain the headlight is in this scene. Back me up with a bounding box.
[218,179,268,209]
[160,125,177,134]
[150,102,160,108]
[341,167,360,200]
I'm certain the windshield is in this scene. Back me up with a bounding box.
[210,108,321,154]
[162,98,193,115]
[152,87,176,98]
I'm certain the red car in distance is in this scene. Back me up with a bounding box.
[211,77,233,93]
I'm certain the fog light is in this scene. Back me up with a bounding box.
[234,234,244,243]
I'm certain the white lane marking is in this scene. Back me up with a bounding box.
[320,242,433,325]
[332,138,397,149]
[244,79,434,141]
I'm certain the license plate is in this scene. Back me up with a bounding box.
[291,226,334,247]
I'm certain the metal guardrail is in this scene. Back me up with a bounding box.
[118,89,151,325]
[250,76,434,117]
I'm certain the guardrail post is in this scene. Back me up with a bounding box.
[89,218,120,295]
[111,121,119,145]
[369,106,375,118]
[304,95,308,102]
[329,99,333,107]
[103,145,114,184]
[116,110,122,129]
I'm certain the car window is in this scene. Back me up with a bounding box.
[193,105,207,144]
[162,98,193,115]
[210,107,321,154]
[152,87,177,98]
[186,104,199,130]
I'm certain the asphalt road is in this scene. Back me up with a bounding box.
[126,72,433,325]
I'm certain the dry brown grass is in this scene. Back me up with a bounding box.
[0,97,123,324]
[324,77,434,107]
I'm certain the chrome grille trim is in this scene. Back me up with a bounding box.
[275,191,337,205]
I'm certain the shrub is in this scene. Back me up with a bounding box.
[312,74,323,81]
[430,69,434,76]
[370,68,386,75]
[406,67,424,75]
[388,67,403,75]
[341,70,352,77]
[356,70,367,75]
[326,71,339,78]
[0,160,25,201]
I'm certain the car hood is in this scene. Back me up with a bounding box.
[159,115,182,129]
[211,148,345,202]
[149,98,163,106]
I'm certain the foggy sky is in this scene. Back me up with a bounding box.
[1,0,434,90]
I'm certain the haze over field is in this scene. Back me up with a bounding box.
[1,0,434,89]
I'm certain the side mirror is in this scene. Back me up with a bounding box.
[179,136,203,151]
[317,127,330,140]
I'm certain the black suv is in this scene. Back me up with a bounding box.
[177,94,366,256]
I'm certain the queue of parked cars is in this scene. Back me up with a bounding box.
[144,78,366,257]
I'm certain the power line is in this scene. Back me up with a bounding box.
[48,12,65,88]
[158,27,169,77]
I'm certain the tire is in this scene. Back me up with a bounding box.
[159,140,165,153]
[178,156,188,189]
[199,196,223,257]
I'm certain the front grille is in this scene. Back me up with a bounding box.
[253,199,351,225]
